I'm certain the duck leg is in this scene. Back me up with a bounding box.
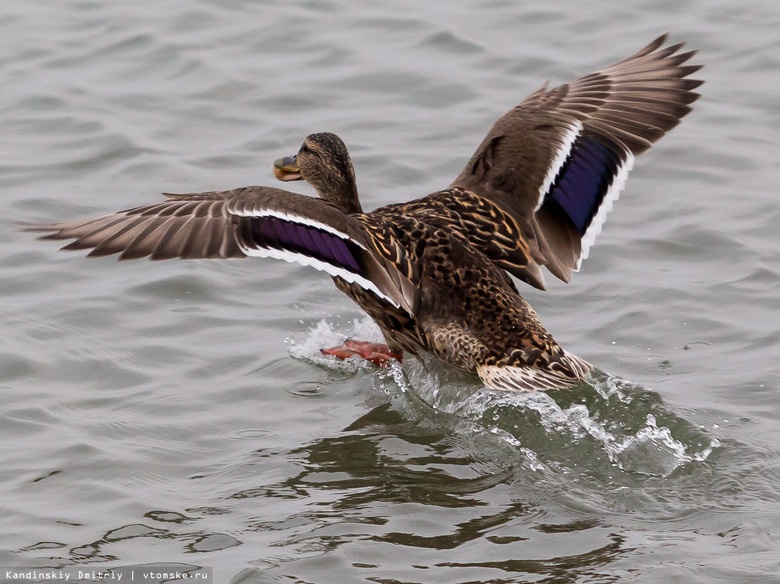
[321,339,402,367]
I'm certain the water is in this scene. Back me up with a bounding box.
[2,0,780,582]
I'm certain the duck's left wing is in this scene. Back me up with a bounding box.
[451,35,702,286]
[24,186,418,315]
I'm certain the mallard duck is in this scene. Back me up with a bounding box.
[26,35,701,391]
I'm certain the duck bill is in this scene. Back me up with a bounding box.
[273,155,302,181]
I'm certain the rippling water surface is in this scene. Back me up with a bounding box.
[2,1,780,582]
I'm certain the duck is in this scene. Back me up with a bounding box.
[26,35,702,391]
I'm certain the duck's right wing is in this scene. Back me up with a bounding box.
[23,186,418,315]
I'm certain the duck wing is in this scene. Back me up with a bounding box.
[451,34,703,286]
[24,186,418,314]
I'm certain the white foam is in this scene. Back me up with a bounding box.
[454,381,719,477]
[287,315,384,372]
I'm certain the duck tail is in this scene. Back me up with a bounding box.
[477,351,592,392]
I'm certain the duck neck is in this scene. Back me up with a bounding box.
[321,180,363,215]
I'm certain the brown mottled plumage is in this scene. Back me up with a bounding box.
[23,35,702,391]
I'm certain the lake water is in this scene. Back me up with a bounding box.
[2,1,780,582]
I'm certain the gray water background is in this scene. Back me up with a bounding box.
[2,0,780,582]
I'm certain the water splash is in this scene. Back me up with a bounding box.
[286,316,384,372]
[451,378,720,477]
[289,317,720,477]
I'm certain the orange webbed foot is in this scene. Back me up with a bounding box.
[320,340,402,367]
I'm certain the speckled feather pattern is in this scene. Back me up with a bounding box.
[334,209,590,389]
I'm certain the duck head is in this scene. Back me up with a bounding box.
[274,132,363,215]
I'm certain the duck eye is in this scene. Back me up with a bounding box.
[300,143,312,154]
